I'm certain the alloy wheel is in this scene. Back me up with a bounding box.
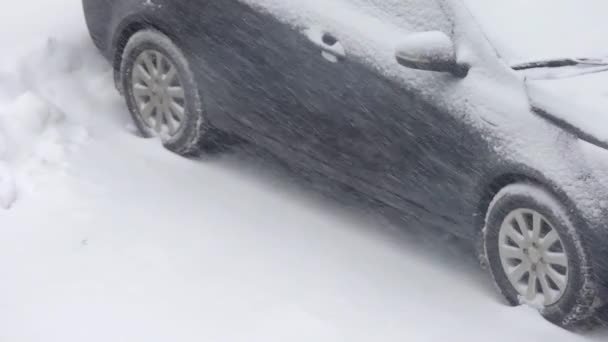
[498,208,569,306]
[131,50,186,137]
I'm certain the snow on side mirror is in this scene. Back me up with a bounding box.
[395,31,468,78]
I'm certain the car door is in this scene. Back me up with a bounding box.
[276,0,490,237]
[330,64,486,237]
[191,0,347,163]
[195,0,486,236]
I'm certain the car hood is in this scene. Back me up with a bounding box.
[525,67,608,149]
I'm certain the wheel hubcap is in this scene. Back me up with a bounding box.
[131,50,186,137]
[498,208,569,306]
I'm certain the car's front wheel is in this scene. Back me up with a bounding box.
[120,29,214,156]
[484,183,599,329]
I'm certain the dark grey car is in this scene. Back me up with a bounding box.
[83,0,608,328]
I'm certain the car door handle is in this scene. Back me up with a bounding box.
[304,28,346,63]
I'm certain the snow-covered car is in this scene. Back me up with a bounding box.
[83,0,608,328]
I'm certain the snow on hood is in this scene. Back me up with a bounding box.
[526,69,608,150]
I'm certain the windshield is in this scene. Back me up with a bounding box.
[463,0,608,66]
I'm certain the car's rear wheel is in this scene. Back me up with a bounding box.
[484,183,599,329]
[120,29,215,156]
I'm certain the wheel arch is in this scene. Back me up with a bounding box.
[476,172,540,233]
[475,170,581,234]
[474,167,599,266]
[475,169,572,257]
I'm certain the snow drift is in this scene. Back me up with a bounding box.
[0,39,92,208]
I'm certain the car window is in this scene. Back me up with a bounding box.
[347,0,451,33]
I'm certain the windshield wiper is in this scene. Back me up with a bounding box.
[512,58,608,70]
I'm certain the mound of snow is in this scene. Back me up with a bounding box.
[0,39,91,208]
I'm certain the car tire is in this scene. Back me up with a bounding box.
[120,29,217,156]
[483,183,599,329]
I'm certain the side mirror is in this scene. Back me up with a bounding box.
[395,31,468,78]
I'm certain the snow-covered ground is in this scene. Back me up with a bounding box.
[1,0,607,341]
